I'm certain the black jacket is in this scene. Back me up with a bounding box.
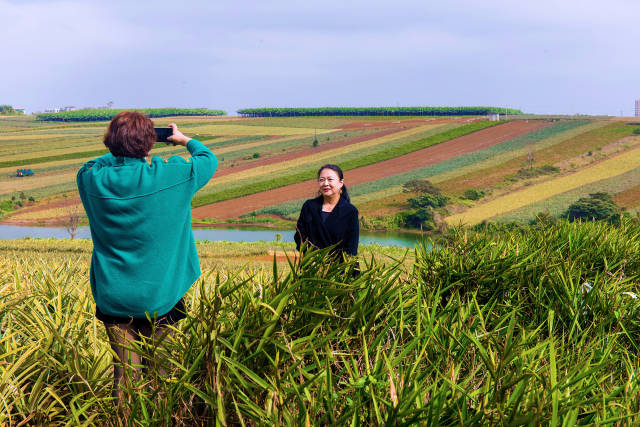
[294,196,359,256]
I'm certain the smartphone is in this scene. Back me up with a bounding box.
[154,127,173,143]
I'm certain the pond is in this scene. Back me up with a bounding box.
[0,225,427,248]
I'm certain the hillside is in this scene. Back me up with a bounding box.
[1,114,639,229]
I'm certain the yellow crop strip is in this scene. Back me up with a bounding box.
[445,145,640,226]
[0,134,84,141]
[186,124,332,136]
[9,204,85,220]
[0,171,78,194]
[205,125,442,188]
[0,142,106,162]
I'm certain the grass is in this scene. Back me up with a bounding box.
[446,145,640,225]
[3,220,640,423]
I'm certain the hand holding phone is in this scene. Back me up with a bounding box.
[154,127,174,143]
[166,123,191,146]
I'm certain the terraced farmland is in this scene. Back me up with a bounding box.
[446,145,640,225]
[2,114,640,229]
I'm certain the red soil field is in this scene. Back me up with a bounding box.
[614,184,640,209]
[192,120,549,220]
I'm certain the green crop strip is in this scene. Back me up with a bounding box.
[36,108,227,122]
[191,121,498,207]
[238,106,523,117]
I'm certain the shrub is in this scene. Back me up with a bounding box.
[408,194,449,209]
[312,138,319,147]
[633,128,640,135]
[403,208,434,229]
[252,152,260,159]
[507,164,560,182]
[462,188,485,201]
[402,179,441,195]
[565,192,620,223]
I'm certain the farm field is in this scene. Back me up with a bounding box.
[2,114,640,230]
[191,120,548,220]
[445,144,640,225]
[256,119,596,219]
[3,220,640,423]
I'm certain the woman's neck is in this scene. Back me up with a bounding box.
[322,194,340,207]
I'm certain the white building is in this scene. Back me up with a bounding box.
[635,99,640,117]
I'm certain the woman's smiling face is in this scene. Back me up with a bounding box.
[318,168,343,199]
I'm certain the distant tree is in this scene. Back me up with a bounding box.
[402,179,441,195]
[408,194,448,209]
[462,189,485,201]
[65,206,82,239]
[0,105,16,115]
[565,192,620,223]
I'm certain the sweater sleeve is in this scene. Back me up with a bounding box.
[344,207,360,256]
[76,153,116,198]
[186,139,218,191]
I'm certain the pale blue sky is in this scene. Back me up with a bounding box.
[3,0,639,115]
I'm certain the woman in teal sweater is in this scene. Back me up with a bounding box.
[77,111,218,399]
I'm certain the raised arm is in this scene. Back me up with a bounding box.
[168,123,218,190]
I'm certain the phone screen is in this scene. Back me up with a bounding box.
[154,127,173,142]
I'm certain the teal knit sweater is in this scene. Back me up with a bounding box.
[77,139,218,318]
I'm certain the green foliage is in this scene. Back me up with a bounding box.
[237,106,524,117]
[462,188,486,200]
[312,137,319,147]
[0,199,15,214]
[193,121,499,207]
[402,179,441,194]
[565,192,621,223]
[408,194,449,209]
[36,108,226,122]
[0,105,16,115]
[252,152,260,159]
[402,208,434,229]
[633,128,640,135]
[4,221,640,423]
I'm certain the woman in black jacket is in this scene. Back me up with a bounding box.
[294,164,359,259]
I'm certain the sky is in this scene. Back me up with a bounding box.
[2,0,640,116]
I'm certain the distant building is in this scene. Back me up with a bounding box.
[636,99,640,117]
[488,113,501,121]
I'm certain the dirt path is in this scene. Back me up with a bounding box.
[192,120,550,220]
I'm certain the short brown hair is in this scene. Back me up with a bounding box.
[103,111,155,158]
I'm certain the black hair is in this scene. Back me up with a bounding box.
[317,164,350,202]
